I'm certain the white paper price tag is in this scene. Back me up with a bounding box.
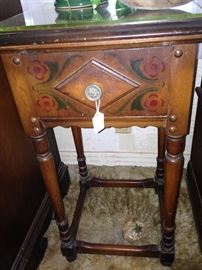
[92,112,104,133]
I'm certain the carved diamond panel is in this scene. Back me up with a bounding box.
[55,59,140,109]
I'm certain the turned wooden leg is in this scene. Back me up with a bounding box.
[71,126,89,185]
[155,127,166,192]
[31,119,76,262]
[160,135,185,266]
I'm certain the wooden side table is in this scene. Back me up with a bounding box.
[1,1,202,266]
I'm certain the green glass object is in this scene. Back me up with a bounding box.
[56,8,94,22]
[91,0,101,8]
[55,0,107,10]
[116,0,132,18]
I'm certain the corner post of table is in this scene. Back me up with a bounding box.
[30,117,77,261]
[155,127,166,192]
[160,135,185,266]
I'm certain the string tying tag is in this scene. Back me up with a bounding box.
[92,99,105,133]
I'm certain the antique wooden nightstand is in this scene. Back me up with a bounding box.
[1,0,202,266]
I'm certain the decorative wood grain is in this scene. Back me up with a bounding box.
[4,47,170,125]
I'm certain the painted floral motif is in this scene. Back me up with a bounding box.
[131,56,165,81]
[28,60,48,80]
[131,89,165,112]
[36,95,58,112]
[29,59,69,112]
[143,93,165,112]
[143,56,165,79]
[29,57,87,113]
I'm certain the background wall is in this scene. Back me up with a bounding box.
[20,0,202,167]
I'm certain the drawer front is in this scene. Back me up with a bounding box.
[20,48,170,118]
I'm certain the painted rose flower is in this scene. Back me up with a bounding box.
[37,95,57,112]
[28,60,48,80]
[143,93,164,112]
[143,56,165,78]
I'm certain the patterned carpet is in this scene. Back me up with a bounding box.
[38,165,202,270]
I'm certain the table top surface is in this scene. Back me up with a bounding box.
[1,0,202,30]
[0,0,202,47]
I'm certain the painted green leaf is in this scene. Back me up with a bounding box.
[114,95,136,115]
[53,94,68,110]
[59,55,83,76]
[131,92,145,111]
[44,61,59,82]
[131,59,156,81]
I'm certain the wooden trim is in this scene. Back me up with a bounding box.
[90,177,155,188]
[1,20,202,50]
[11,193,51,270]
[42,116,167,129]
[186,161,202,251]
[77,241,160,257]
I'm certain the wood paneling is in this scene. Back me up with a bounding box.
[0,0,22,21]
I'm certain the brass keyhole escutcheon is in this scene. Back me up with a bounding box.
[85,84,102,101]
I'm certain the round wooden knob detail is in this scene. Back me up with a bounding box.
[33,127,42,136]
[174,50,183,58]
[13,56,21,65]
[169,115,177,122]
[30,117,38,124]
[169,126,177,133]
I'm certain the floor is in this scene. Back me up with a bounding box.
[38,165,202,270]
